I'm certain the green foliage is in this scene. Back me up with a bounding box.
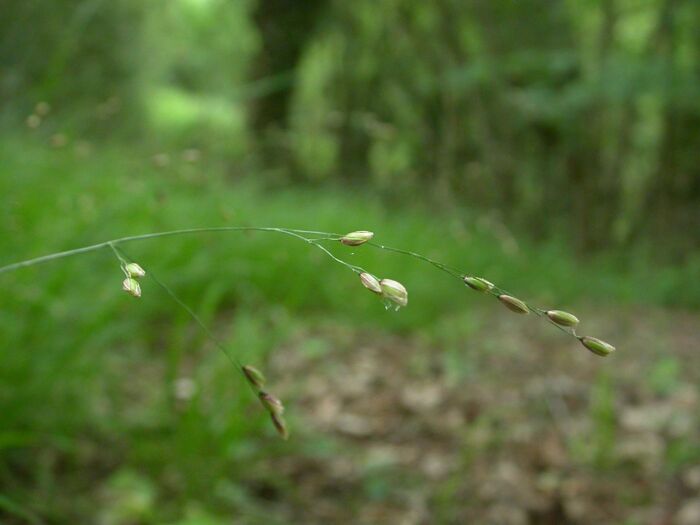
[0,0,144,131]
[286,0,700,251]
[4,0,699,251]
[2,0,700,521]
[649,357,681,396]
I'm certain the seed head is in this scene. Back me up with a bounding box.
[122,278,142,298]
[498,294,529,314]
[546,310,580,327]
[259,391,284,415]
[340,231,374,246]
[464,276,494,292]
[270,412,289,440]
[359,272,382,294]
[380,278,408,307]
[242,365,266,389]
[579,336,616,357]
[125,263,146,278]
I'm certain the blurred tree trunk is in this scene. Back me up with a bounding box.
[250,0,327,133]
[570,0,621,253]
[643,0,678,240]
[632,0,700,254]
[469,0,581,232]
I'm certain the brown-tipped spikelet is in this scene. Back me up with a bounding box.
[359,272,382,294]
[546,310,580,328]
[380,278,408,307]
[340,231,374,246]
[259,391,284,415]
[125,263,146,278]
[498,294,529,314]
[270,412,289,440]
[579,336,615,357]
[464,276,494,292]
[122,278,141,298]
[242,365,266,389]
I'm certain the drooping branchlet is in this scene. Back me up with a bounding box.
[1,225,619,445]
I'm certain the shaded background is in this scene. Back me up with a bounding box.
[1,0,700,523]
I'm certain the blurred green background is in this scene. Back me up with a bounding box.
[1,1,700,523]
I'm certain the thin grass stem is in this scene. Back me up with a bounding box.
[0,226,587,341]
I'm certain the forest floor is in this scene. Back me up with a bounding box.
[256,306,700,525]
